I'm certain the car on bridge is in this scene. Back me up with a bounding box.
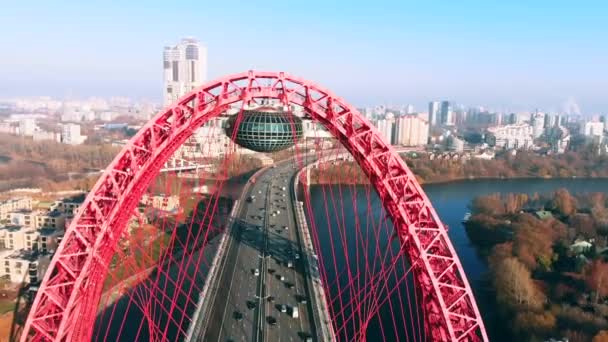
[267,316,277,326]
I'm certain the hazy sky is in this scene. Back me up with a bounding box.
[0,0,606,113]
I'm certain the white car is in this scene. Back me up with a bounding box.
[254,269,260,276]
[291,306,299,318]
[280,304,287,313]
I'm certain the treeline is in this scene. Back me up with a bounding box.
[466,189,608,341]
[0,133,119,191]
[407,147,608,184]
[304,147,608,186]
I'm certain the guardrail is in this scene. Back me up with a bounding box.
[292,167,337,342]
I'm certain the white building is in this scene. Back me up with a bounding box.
[448,136,465,152]
[0,198,32,220]
[582,121,604,138]
[19,118,36,136]
[376,118,394,145]
[163,37,208,106]
[394,115,429,146]
[532,112,545,138]
[32,130,59,142]
[404,104,415,115]
[0,249,51,284]
[61,123,86,145]
[487,124,534,150]
[428,101,440,126]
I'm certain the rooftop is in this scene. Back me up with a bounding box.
[39,227,61,236]
[0,225,31,233]
[535,211,553,220]
[0,249,40,262]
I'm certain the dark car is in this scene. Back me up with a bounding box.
[267,316,278,326]
[246,300,257,309]
[296,294,307,304]
[233,311,243,321]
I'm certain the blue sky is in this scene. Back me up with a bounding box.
[0,0,606,113]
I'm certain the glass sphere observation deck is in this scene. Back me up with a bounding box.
[225,106,304,152]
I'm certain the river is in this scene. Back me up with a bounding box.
[307,178,608,341]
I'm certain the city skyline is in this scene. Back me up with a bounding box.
[0,1,607,113]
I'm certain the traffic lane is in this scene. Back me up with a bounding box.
[217,233,260,341]
[267,201,307,339]
[217,180,269,341]
[284,188,311,336]
[265,176,301,340]
[218,252,257,341]
[278,162,315,337]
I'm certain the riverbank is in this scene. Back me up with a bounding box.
[309,166,608,186]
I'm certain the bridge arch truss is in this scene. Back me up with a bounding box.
[22,71,487,341]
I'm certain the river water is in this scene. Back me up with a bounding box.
[308,178,608,341]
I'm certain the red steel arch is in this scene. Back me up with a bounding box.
[22,71,487,341]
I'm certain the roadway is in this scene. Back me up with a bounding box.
[198,160,316,341]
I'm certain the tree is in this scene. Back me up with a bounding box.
[471,193,504,215]
[512,311,556,336]
[570,214,597,239]
[585,260,608,303]
[552,188,577,216]
[493,257,545,310]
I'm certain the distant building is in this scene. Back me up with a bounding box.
[32,130,59,142]
[376,118,394,144]
[404,104,415,114]
[473,150,495,160]
[0,249,51,283]
[0,198,32,220]
[428,101,440,126]
[19,118,36,136]
[141,194,180,212]
[50,199,82,216]
[582,121,604,138]
[486,124,534,150]
[532,111,545,138]
[0,225,36,250]
[440,101,454,126]
[61,123,86,145]
[163,37,207,106]
[394,115,429,146]
[448,136,465,152]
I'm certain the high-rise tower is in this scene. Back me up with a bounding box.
[163,38,207,106]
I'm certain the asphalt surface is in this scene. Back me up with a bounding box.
[201,161,315,342]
